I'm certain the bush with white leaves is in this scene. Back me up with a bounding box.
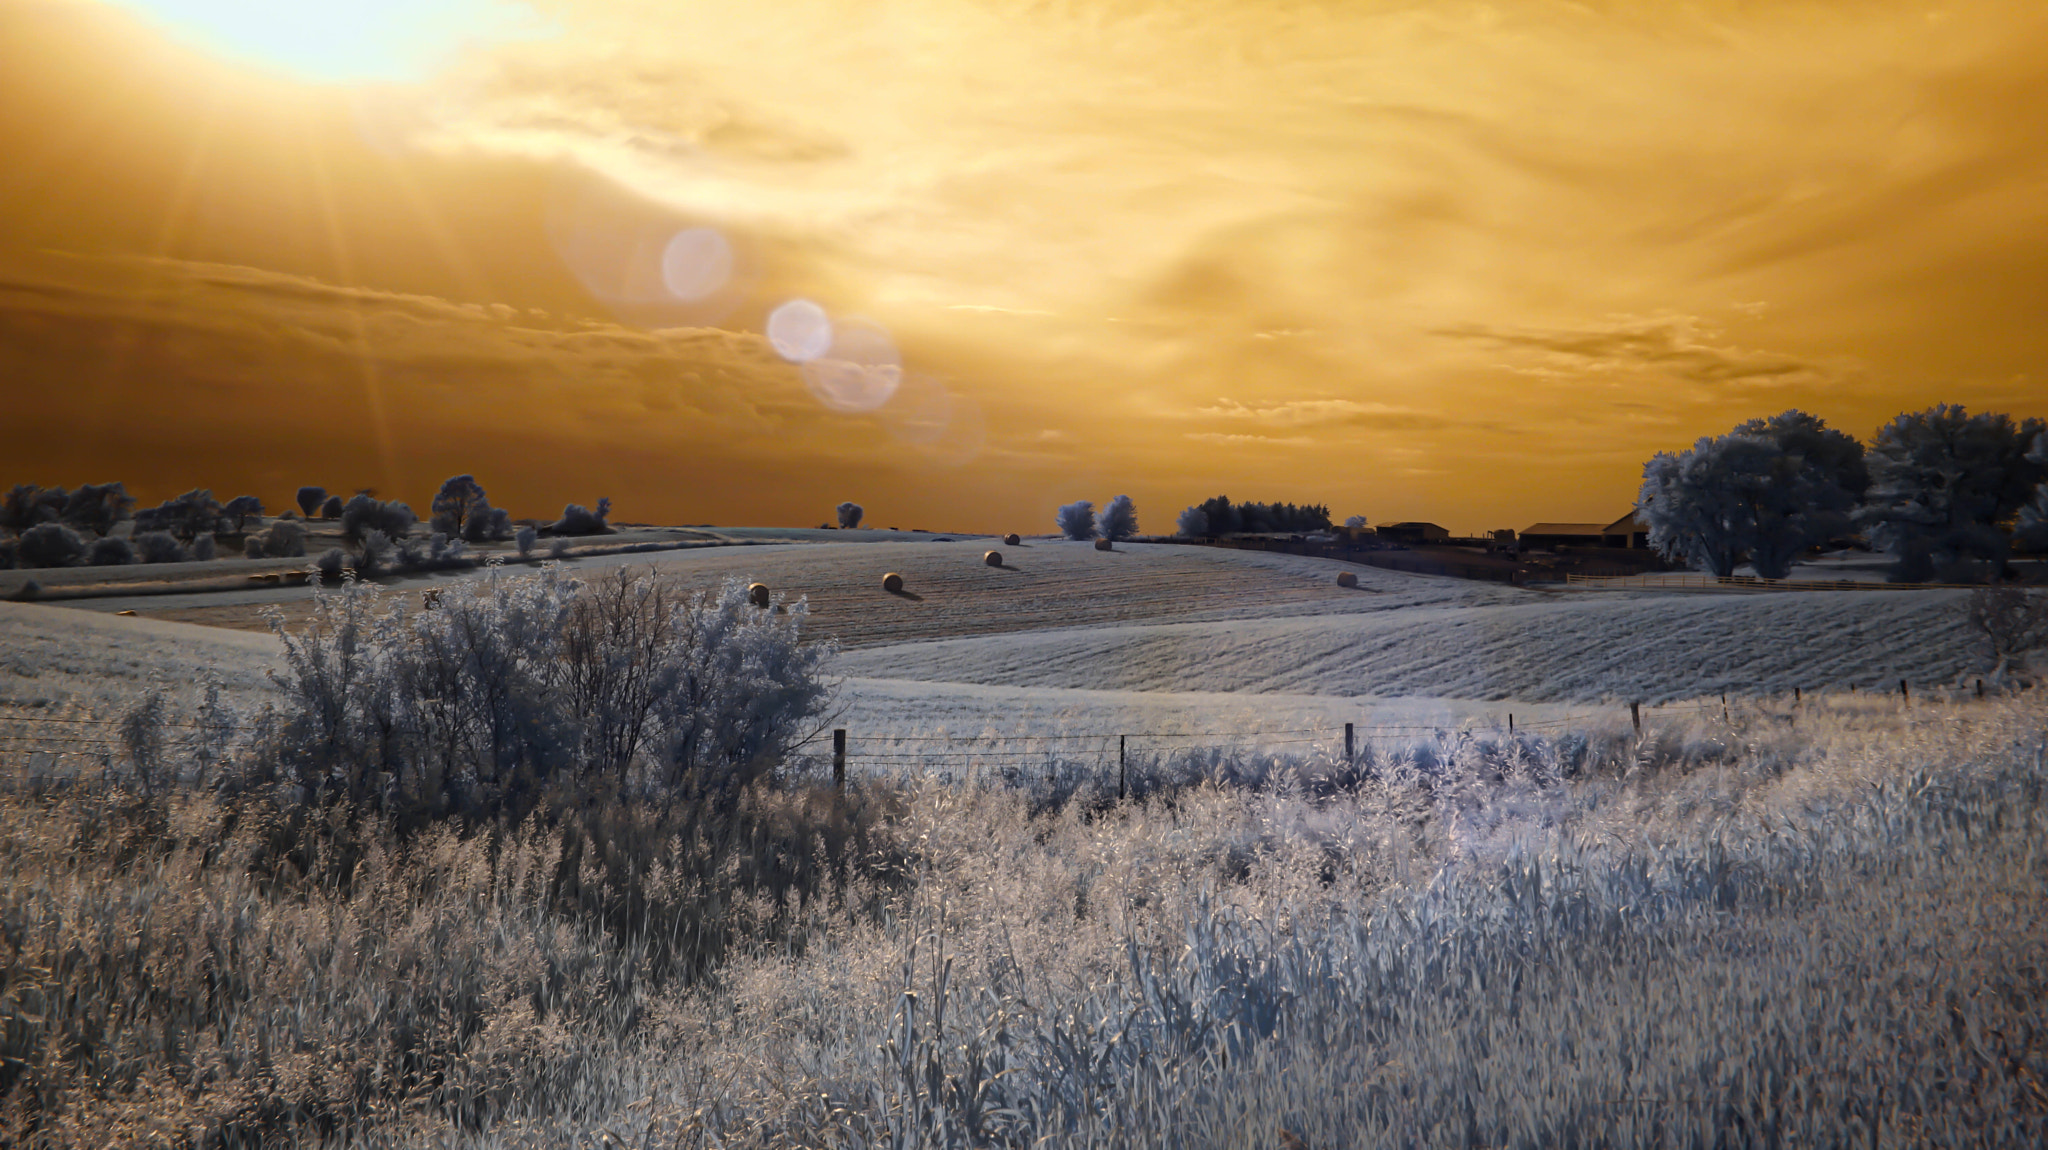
[262,566,835,822]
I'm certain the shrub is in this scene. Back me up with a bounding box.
[1,484,59,533]
[1056,500,1097,540]
[430,474,489,538]
[394,531,472,572]
[222,494,264,532]
[133,489,223,542]
[516,525,537,557]
[295,485,327,517]
[16,522,86,567]
[320,494,344,519]
[1096,494,1139,541]
[88,535,136,566]
[253,519,306,558]
[0,539,13,569]
[460,499,512,543]
[244,536,263,559]
[837,501,864,529]
[313,547,348,580]
[549,536,572,558]
[1345,514,1368,528]
[61,481,134,535]
[552,499,612,536]
[340,493,417,544]
[262,567,835,825]
[134,531,186,564]
[189,534,216,561]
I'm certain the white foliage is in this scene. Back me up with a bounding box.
[1056,500,1097,540]
[1096,494,1139,541]
[263,565,836,815]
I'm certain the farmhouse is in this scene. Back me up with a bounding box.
[1376,521,1450,544]
[1519,511,1648,551]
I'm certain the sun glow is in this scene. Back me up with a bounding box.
[109,0,550,83]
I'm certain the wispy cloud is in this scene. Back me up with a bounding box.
[1433,316,1846,390]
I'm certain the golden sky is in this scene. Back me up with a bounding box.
[3,0,2044,534]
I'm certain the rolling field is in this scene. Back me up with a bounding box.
[2,537,1987,755]
[0,523,2005,739]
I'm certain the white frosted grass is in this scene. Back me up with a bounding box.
[566,695,2048,1148]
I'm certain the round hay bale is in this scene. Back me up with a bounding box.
[882,572,904,593]
[747,582,771,608]
[1003,533,1021,546]
[1336,571,1358,588]
[1094,538,1113,551]
[984,550,1003,567]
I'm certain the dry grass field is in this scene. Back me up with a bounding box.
[1,536,2042,1147]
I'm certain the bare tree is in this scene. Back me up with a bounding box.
[1966,587,2048,681]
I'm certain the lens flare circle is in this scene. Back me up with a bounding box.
[801,316,902,413]
[767,299,833,363]
[660,228,733,302]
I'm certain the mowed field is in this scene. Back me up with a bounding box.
[90,539,1514,646]
[3,538,1987,746]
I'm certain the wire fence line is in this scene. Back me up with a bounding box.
[0,692,1879,790]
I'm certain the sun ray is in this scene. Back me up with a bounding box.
[146,80,227,264]
[375,146,502,307]
[303,128,404,501]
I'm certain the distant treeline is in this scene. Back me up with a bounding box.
[1180,495,1332,536]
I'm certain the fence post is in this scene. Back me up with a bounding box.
[1794,686,1801,705]
[1344,722,1355,762]
[1508,713,1514,735]
[1119,734,1126,802]
[1631,702,1641,733]
[1899,679,1909,704]
[833,728,846,789]
[1977,679,1985,698]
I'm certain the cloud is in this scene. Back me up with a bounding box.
[1196,398,1452,430]
[1432,316,1846,390]
[1184,432,1315,448]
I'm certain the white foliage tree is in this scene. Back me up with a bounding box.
[1854,405,2046,581]
[1096,494,1138,541]
[1056,500,1097,540]
[1640,410,1867,579]
[1177,506,1210,537]
[836,501,864,529]
[2014,431,2048,554]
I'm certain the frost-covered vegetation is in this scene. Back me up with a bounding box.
[2,604,2043,1147]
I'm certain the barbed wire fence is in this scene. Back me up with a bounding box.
[0,677,1992,795]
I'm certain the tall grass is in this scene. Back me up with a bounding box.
[2,683,2044,1146]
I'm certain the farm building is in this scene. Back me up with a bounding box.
[1377,521,1450,544]
[1520,511,1649,551]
